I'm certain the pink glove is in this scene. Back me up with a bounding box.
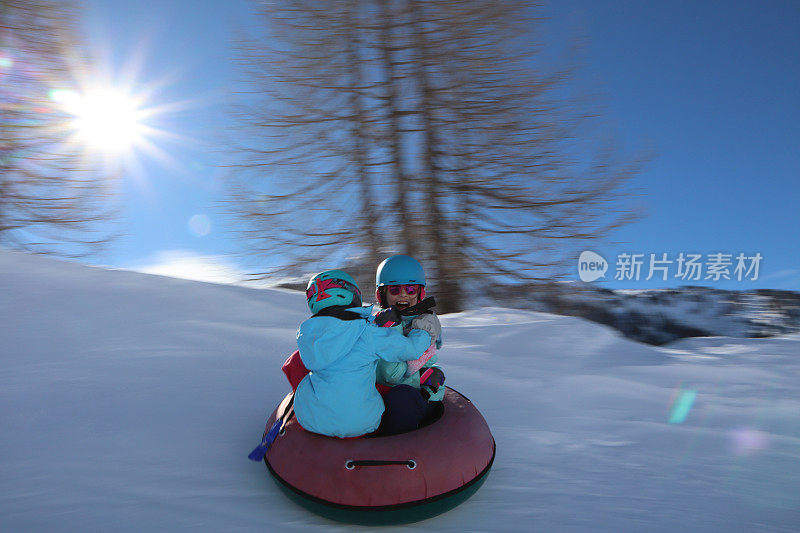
[405,344,436,377]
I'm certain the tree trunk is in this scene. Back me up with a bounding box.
[410,0,460,312]
[378,0,416,256]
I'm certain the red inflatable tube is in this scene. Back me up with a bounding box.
[261,387,495,523]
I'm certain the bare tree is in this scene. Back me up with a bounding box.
[228,0,387,288]
[229,0,643,310]
[399,1,644,311]
[0,0,119,257]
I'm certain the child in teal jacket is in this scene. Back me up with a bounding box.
[374,256,445,404]
[294,270,432,438]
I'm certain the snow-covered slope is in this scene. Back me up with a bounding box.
[1,251,798,532]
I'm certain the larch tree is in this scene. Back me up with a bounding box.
[0,0,119,257]
[229,0,643,311]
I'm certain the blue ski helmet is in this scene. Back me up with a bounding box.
[375,255,426,306]
[306,270,362,314]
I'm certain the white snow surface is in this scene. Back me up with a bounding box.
[1,250,799,532]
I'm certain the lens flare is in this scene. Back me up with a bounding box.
[729,427,770,456]
[668,387,697,424]
[48,88,80,105]
[188,214,211,237]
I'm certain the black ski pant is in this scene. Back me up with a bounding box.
[378,384,434,436]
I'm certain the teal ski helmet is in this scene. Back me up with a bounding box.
[306,270,362,314]
[375,255,426,306]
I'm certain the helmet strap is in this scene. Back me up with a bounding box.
[313,306,365,321]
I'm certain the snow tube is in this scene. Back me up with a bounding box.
[260,387,495,525]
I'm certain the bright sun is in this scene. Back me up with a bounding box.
[52,87,146,154]
[74,89,144,152]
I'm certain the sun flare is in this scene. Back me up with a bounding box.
[52,87,146,154]
[74,89,144,152]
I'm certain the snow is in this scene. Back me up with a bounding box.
[1,250,798,532]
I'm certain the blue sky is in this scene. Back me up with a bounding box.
[554,1,800,291]
[79,0,799,291]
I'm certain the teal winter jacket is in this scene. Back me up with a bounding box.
[375,313,445,402]
[294,306,432,438]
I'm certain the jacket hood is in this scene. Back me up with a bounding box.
[296,306,372,370]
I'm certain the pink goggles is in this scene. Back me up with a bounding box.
[306,277,361,302]
[386,284,420,296]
